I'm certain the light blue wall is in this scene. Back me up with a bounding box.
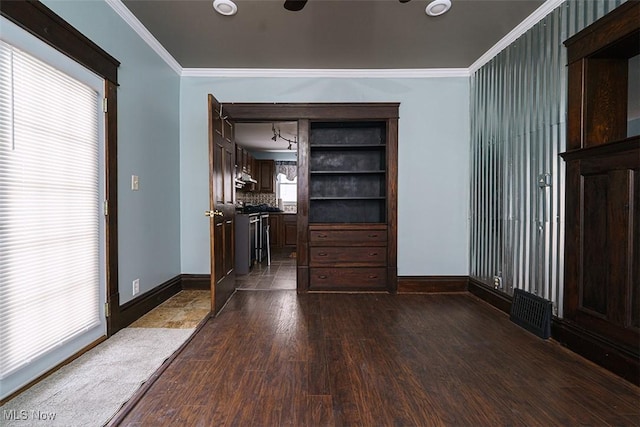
[180,77,470,276]
[42,0,181,304]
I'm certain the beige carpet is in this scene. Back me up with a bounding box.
[0,328,193,427]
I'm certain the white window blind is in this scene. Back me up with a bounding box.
[0,39,103,387]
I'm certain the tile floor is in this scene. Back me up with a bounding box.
[129,290,211,329]
[129,248,297,328]
[235,247,297,290]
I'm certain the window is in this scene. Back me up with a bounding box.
[276,173,297,213]
[0,18,106,400]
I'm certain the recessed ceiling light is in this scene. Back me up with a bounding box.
[425,0,451,17]
[213,0,237,16]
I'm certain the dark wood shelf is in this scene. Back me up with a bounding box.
[310,196,386,201]
[310,170,386,175]
[310,144,385,150]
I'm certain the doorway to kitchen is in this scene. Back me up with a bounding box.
[233,119,298,291]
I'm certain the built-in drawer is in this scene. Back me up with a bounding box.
[309,229,387,245]
[309,246,386,267]
[309,267,387,290]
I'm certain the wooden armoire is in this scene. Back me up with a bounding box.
[560,1,639,384]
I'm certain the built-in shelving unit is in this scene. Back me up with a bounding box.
[305,117,397,292]
[309,121,387,224]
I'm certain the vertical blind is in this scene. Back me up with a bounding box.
[0,40,101,381]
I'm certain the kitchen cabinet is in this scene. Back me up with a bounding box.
[235,145,242,180]
[268,213,297,248]
[257,159,275,193]
[268,214,280,247]
[245,149,254,176]
[282,213,296,247]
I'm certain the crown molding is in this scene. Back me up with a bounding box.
[104,0,182,75]
[181,68,470,78]
[468,0,565,74]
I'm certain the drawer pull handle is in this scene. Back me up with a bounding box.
[368,234,378,238]
[318,275,327,279]
[317,234,328,238]
[368,275,378,279]
[318,252,328,257]
[368,252,378,256]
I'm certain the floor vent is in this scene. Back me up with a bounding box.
[510,289,552,339]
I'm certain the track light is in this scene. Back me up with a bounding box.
[271,123,298,150]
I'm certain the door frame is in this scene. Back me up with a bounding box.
[221,102,399,293]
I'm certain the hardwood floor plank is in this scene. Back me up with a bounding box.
[305,395,335,426]
[116,291,640,426]
[324,338,365,426]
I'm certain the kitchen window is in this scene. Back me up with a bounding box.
[276,173,297,213]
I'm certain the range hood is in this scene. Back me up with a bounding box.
[240,172,257,184]
[236,172,257,188]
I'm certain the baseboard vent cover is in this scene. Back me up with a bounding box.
[510,289,552,339]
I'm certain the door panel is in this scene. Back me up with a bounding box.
[581,173,609,316]
[573,158,639,348]
[208,94,236,314]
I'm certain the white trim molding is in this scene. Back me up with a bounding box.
[181,68,470,78]
[105,0,182,74]
[469,0,565,74]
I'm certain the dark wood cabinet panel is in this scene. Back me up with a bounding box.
[309,267,387,290]
[310,247,386,267]
[581,173,609,316]
[269,213,297,248]
[268,214,280,247]
[309,228,386,245]
[257,159,275,193]
[584,59,628,147]
[562,1,640,382]
[283,215,297,247]
[235,145,242,181]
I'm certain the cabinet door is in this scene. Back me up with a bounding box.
[258,160,275,193]
[269,215,281,248]
[565,150,639,349]
[241,148,248,173]
[283,214,297,247]
[235,145,242,181]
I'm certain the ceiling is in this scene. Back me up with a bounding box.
[121,0,545,69]
[119,0,547,152]
[235,122,299,152]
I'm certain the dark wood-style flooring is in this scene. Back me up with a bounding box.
[117,289,640,426]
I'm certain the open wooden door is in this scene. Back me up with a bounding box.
[207,94,236,314]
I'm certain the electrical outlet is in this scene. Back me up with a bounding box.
[132,278,140,296]
[131,175,139,191]
[493,275,503,290]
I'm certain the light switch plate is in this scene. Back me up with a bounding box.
[131,175,139,191]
